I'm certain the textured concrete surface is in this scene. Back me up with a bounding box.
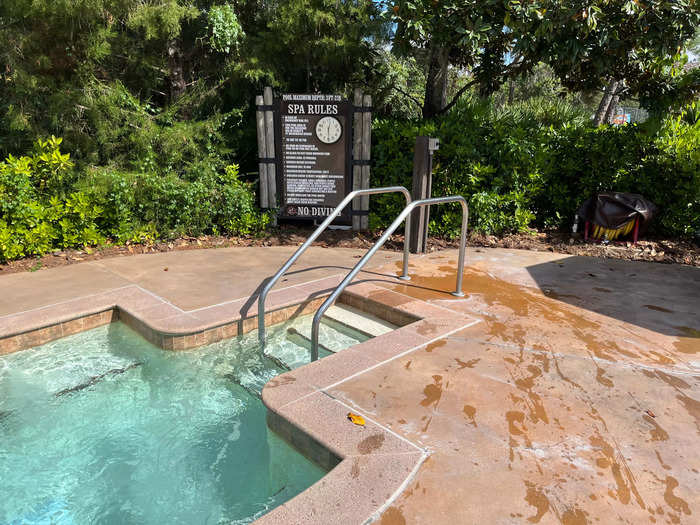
[330,250,700,524]
[0,246,401,315]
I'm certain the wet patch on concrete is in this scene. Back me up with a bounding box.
[357,433,385,455]
[329,251,700,524]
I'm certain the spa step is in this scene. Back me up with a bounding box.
[227,354,288,397]
[229,333,329,397]
[325,304,395,337]
[230,314,375,397]
[255,318,368,384]
[286,316,369,353]
[285,328,333,356]
[262,327,337,371]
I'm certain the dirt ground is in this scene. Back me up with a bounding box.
[1,226,698,275]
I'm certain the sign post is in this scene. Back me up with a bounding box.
[255,87,371,230]
[409,136,440,253]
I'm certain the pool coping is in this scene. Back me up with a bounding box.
[0,274,479,524]
[256,281,480,524]
[0,275,361,353]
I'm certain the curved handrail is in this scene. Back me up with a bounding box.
[310,195,468,361]
[258,186,412,346]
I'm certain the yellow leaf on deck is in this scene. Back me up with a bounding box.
[347,412,365,426]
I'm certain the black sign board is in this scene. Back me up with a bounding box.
[276,94,352,222]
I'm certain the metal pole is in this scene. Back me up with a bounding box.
[258,186,411,347]
[402,213,411,280]
[311,196,468,361]
[454,201,468,297]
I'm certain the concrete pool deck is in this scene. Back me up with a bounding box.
[2,246,699,524]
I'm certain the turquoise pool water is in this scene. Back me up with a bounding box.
[0,317,366,524]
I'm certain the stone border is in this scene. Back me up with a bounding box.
[257,281,480,524]
[0,274,479,524]
[0,275,409,355]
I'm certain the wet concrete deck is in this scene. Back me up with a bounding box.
[2,246,698,524]
[337,250,700,524]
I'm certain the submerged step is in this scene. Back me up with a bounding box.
[227,308,395,397]
[289,317,367,353]
[286,327,333,355]
[325,304,396,337]
[226,354,286,397]
[264,335,332,371]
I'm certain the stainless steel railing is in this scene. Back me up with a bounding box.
[309,195,468,361]
[258,186,412,347]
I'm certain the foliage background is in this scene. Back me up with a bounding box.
[0,138,269,261]
[0,0,698,262]
[371,97,700,238]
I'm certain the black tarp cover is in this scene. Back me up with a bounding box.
[577,192,658,230]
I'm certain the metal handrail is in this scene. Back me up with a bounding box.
[310,195,468,361]
[258,186,412,346]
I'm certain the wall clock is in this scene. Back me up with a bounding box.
[315,116,342,144]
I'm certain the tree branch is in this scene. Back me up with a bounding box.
[437,78,479,114]
[613,84,629,97]
[358,73,423,111]
[438,60,528,115]
[391,84,423,110]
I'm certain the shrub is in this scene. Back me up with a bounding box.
[539,116,700,236]
[371,97,700,237]
[0,138,104,260]
[75,80,236,176]
[82,163,270,241]
[0,138,269,262]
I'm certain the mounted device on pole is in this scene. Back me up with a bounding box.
[408,136,440,253]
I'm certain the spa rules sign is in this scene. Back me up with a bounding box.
[277,94,352,222]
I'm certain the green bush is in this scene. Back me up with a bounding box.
[539,115,700,236]
[82,163,270,241]
[371,97,700,237]
[0,137,103,260]
[74,80,237,176]
[0,137,269,262]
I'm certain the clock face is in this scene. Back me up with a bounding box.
[315,116,342,144]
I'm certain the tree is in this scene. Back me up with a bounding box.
[391,0,700,119]
[126,1,201,101]
[245,0,384,94]
[0,0,246,157]
[392,0,521,117]
[593,80,621,126]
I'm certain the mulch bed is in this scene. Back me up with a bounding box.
[1,226,698,275]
